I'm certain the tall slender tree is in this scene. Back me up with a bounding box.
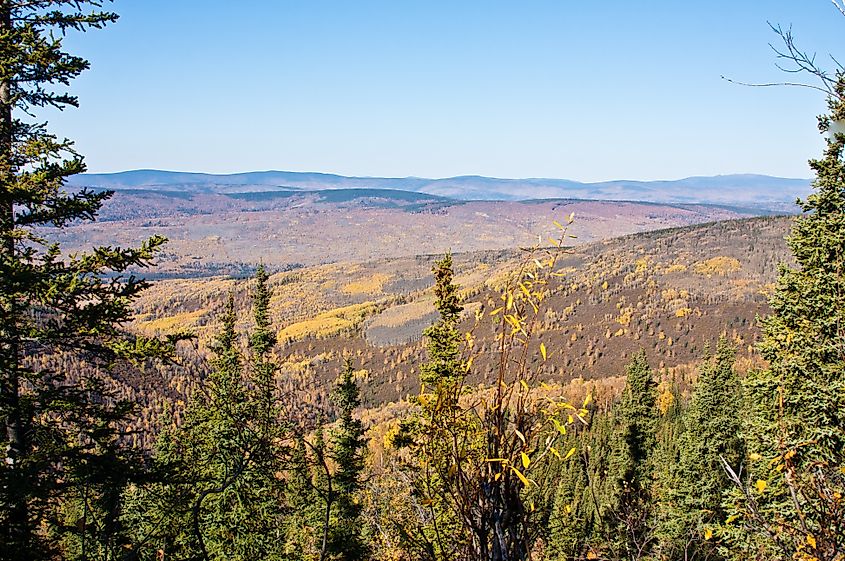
[656,339,743,561]
[609,350,658,561]
[0,3,173,559]
[724,74,845,561]
[326,358,369,561]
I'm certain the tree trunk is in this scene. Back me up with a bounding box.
[0,3,31,558]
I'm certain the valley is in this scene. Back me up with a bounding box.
[53,188,770,276]
[110,215,792,442]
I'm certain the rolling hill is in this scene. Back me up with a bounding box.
[103,215,792,443]
[66,169,809,209]
[50,188,764,277]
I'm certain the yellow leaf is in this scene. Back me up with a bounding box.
[550,447,561,459]
[520,379,529,391]
[582,392,592,407]
[807,534,817,549]
[506,293,514,311]
[553,220,565,230]
[749,452,762,461]
[494,472,502,481]
[519,283,531,299]
[551,418,566,435]
[755,479,767,493]
[521,452,530,469]
[564,446,577,460]
[490,307,503,317]
[511,466,532,487]
[540,342,547,361]
[704,528,713,540]
[587,552,598,560]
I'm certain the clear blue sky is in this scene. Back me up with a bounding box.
[44,0,842,181]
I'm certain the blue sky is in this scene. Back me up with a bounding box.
[44,1,842,181]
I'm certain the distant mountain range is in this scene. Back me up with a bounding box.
[66,169,811,209]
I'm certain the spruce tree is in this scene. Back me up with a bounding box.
[394,252,469,561]
[283,435,321,560]
[249,263,278,438]
[0,3,173,559]
[243,263,289,556]
[545,431,591,561]
[609,350,658,561]
[724,76,845,561]
[144,282,289,561]
[419,252,464,398]
[656,339,743,561]
[326,358,369,561]
[144,293,254,560]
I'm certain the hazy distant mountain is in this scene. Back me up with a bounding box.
[66,169,809,209]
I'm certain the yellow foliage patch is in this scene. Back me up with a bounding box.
[341,273,391,295]
[136,309,206,334]
[278,302,377,342]
[665,263,688,273]
[657,382,675,414]
[693,256,741,276]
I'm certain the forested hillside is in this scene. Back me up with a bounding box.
[1,2,843,561]
[103,216,787,439]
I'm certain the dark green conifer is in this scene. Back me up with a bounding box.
[0,3,174,559]
[326,358,369,561]
[419,252,464,397]
[725,76,845,561]
[142,283,288,561]
[394,252,469,561]
[656,339,743,561]
[609,350,658,560]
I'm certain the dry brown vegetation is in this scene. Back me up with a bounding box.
[82,215,790,448]
[49,191,759,276]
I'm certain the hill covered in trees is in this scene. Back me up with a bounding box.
[2,2,843,561]
[49,189,767,276]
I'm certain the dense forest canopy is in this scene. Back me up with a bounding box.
[0,2,843,561]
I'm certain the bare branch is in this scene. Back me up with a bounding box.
[723,19,842,98]
[720,75,832,95]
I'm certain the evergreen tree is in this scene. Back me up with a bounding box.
[143,293,254,560]
[326,358,369,561]
[0,3,173,559]
[142,283,288,561]
[724,75,845,561]
[241,263,289,554]
[609,350,658,561]
[656,339,743,561]
[419,252,464,399]
[249,263,278,437]
[545,431,590,561]
[394,252,470,561]
[283,435,321,560]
